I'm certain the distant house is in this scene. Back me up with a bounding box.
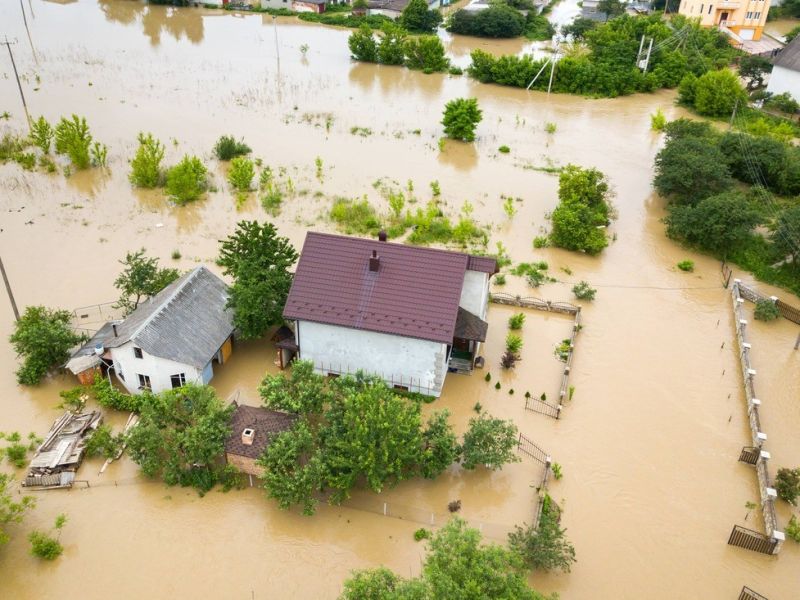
[678,0,770,42]
[767,37,800,99]
[261,0,326,12]
[282,232,497,397]
[225,402,296,481]
[66,266,235,395]
[367,0,440,19]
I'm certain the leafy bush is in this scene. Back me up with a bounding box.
[500,350,519,369]
[533,236,549,248]
[84,424,123,459]
[775,467,800,505]
[571,281,596,300]
[414,527,431,541]
[165,155,208,204]
[404,36,449,72]
[442,98,482,142]
[786,515,800,543]
[554,338,571,362]
[508,502,575,572]
[93,375,141,412]
[377,23,407,65]
[498,145,510,153]
[348,24,378,61]
[461,413,520,470]
[654,137,733,204]
[505,333,523,354]
[765,92,800,115]
[30,116,53,153]
[550,165,613,255]
[494,273,506,285]
[228,157,255,192]
[508,313,525,330]
[398,0,442,33]
[446,5,526,38]
[330,198,382,235]
[677,260,694,272]
[213,135,251,160]
[651,109,667,131]
[54,115,92,169]
[28,531,63,560]
[754,298,780,322]
[129,133,165,188]
[681,69,747,117]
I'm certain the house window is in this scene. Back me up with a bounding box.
[708,4,712,13]
[745,11,752,18]
[700,3,703,13]
[137,374,151,390]
[754,11,761,18]
[170,373,186,388]
[118,369,125,381]
[133,347,143,359]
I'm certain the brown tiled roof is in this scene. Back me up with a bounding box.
[224,403,296,460]
[454,307,488,342]
[284,233,495,344]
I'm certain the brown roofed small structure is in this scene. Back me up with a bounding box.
[454,307,489,342]
[283,232,496,345]
[225,403,296,463]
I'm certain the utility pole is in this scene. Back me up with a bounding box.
[20,0,39,65]
[547,48,558,95]
[1,37,31,130]
[730,98,739,129]
[0,256,20,322]
[794,331,800,350]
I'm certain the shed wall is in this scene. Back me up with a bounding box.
[111,342,202,395]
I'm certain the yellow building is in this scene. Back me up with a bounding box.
[678,0,771,41]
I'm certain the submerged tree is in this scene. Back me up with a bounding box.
[217,220,298,339]
[508,505,576,572]
[0,474,35,546]
[348,24,377,62]
[129,132,165,188]
[113,249,180,315]
[461,412,520,470]
[398,0,443,34]
[9,306,85,385]
[442,97,483,142]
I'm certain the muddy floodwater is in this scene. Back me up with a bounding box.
[0,1,798,599]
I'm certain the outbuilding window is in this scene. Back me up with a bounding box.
[137,374,151,390]
[170,373,186,388]
[133,347,143,359]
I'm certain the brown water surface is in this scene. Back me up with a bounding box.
[0,2,798,599]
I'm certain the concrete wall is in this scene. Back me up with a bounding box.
[262,0,292,10]
[110,341,203,395]
[226,453,263,477]
[296,321,447,396]
[459,269,489,319]
[767,65,800,98]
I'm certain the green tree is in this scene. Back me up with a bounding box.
[84,424,124,459]
[549,164,613,255]
[0,474,35,545]
[126,384,234,493]
[419,410,460,479]
[561,17,597,40]
[508,507,576,572]
[30,116,53,154]
[9,306,84,386]
[653,137,733,204]
[717,132,787,192]
[461,412,520,470]
[129,132,165,188]
[773,205,800,265]
[404,36,449,72]
[28,513,67,561]
[259,419,326,516]
[259,360,330,414]
[348,24,378,62]
[377,23,407,65]
[399,0,443,33]
[775,467,800,505]
[738,55,772,91]
[113,249,180,315]
[446,5,526,38]
[692,69,747,117]
[442,97,483,142]
[664,192,760,257]
[339,567,406,600]
[322,378,423,503]
[213,135,251,160]
[165,155,208,204]
[228,156,255,192]
[54,115,92,169]
[217,221,298,339]
[597,0,624,20]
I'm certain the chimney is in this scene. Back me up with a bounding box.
[369,250,380,272]
[378,230,387,242]
[112,323,118,337]
[242,428,254,446]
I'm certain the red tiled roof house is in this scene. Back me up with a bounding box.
[282,232,497,397]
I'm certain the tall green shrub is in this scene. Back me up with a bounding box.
[165,155,208,204]
[129,133,165,188]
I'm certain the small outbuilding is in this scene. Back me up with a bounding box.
[224,402,297,481]
[768,37,800,100]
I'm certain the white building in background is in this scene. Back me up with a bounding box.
[67,266,235,394]
[281,231,497,397]
[767,37,800,99]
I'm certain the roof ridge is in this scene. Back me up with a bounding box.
[129,266,205,343]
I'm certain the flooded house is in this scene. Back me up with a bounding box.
[225,402,297,481]
[282,231,497,397]
[367,0,440,19]
[66,266,235,395]
[767,37,800,98]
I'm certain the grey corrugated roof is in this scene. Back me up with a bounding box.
[773,37,800,72]
[105,266,234,369]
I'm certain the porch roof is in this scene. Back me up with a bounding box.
[454,307,488,342]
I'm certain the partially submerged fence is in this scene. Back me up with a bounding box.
[739,585,769,600]
[728,280,785,555]
[735,280,800,326]
[490,293,582,420]
[516,433,556,530]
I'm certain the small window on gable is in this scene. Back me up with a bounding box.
[170,373,186,389]
[133,347,143,359]
[708,4,712,14]
[137,374,151,390]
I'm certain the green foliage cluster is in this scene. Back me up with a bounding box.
[442,97,482,142]
[259,167,295,215]
[0,474,35,545]
[228,156,255,193]
[299,10,393,29]
[213,135,251,160]
[677,259,694,272]
[398,0,443,33]
[29,514,67,561]
[571,281,596,300]
[92,375,142,412]
[330,197,383,235]
[129,132,165,188]
[764,92,800,115]
[786,514,800,543]
[509,502,576,572]
[165,155,208,204]
[113,249,180,315]
[9,306,85,386]
[126,384,234,494]
[447,4,526,38]
[754,298,780,322]
[739,54,772,91]
[655,120,800,295]
[0,431,39,468]
[30,116,54,154]
[461,411,520,470]
[84,424,124,459]
[511,261,553,287]
[677,69,747,117]
[413,527,430,541]
[340,518,552,599]
[259,364,518,515]
[549,165,613,255]
[775,468,800,505]
[468,15,738,98]
[348,24,450,73]
[54,115,93,169]
[508,313,525,330]
[217,221,298,339]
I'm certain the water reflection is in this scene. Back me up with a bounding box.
[98,0,142,26]
[98,0,205,46]
[437,139,479,171]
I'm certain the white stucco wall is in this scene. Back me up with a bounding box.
[459,270,489,319]
[262,0,292,10]
[111,342,203,395]
[296,321,447,396]
[767,65,800,99]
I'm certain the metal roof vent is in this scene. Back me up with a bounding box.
[378,230,387,242]
[369,250,380,272]
[242,428,255,446]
